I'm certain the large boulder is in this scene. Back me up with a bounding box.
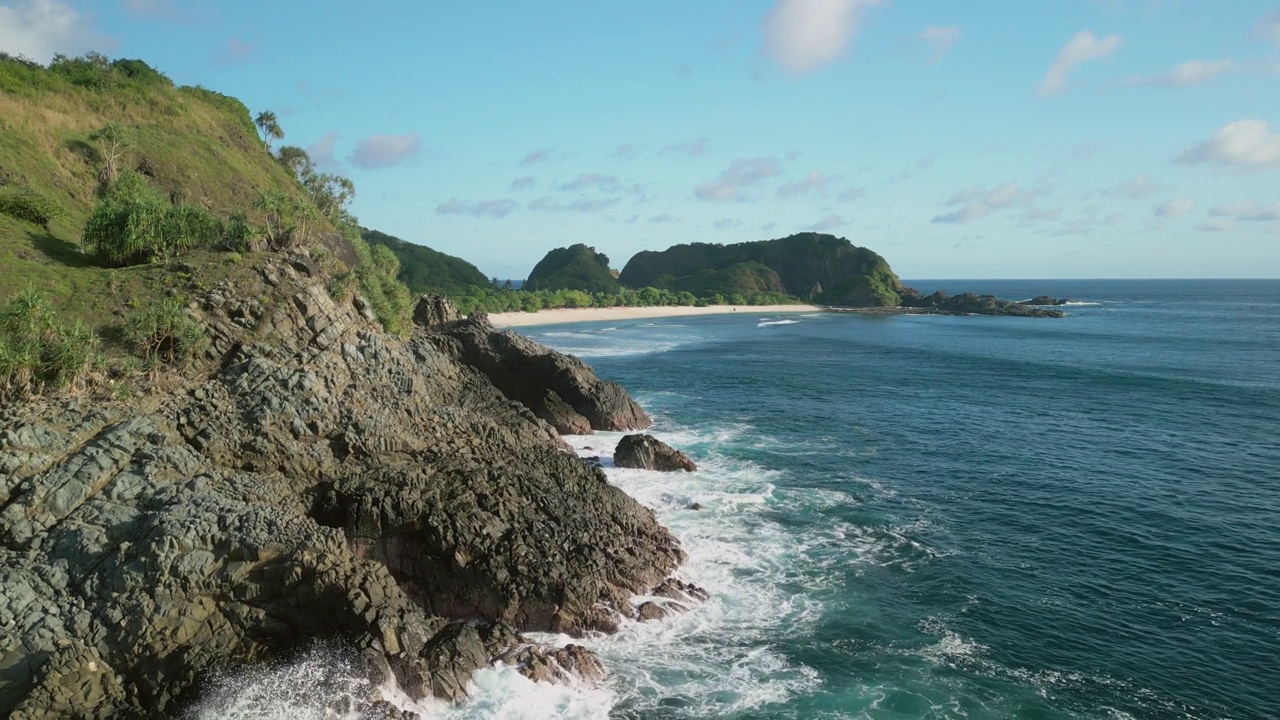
[412,294,461,328]
[0,253,683,718]
[432,313,651,433]
[614,434,698,472]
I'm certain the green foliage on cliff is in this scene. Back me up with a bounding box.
[0,288,100,401]
[361,228,489,296]
[0,51,418,389]
[619,232,905,306]
[524,244,620,293]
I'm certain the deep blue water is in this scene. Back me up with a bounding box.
[524,280,1280,720]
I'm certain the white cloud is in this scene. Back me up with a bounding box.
[932,182,1049,224]
[1208,200,1280,221]
[919,26,960,62]
[0,0,114,63]
[1257,6,1280,45]
[509,176,536,191]
[1176,119,1280,169]
[349,133,421,169]
[306,131,339,168]
[557,173,645,195]
[1153,197,1195,218]
[1128,59,1233,87]
[777,170,840,198]
[761,0,883,76]
[436,197,518,219]
[1039,30,1122,96]
[695,156,782,201]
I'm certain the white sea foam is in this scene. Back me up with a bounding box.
[757,318,801,327]
[1062,301,1102,306]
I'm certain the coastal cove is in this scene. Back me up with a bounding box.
[502,278,1280,719]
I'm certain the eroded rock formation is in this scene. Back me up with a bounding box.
[0,252,688,718]
[614,434,699,472]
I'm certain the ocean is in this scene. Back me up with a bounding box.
[195,280,1280,719]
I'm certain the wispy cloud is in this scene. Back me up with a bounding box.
[762,0,883,75]
[648,213,680,224]
[0,0,115,63]
[810,213,847,231]
[520,148,556,165]
[528,196,621,213]
[660,138,710,158]
[306,131,340,169]
[556,173,645,195]
[1039,30,1122,96]
[838,187,866,202]
[695,156,783,201]
[610,144,638,161]
[509,176,536,191]
[1176,119,1280,170]
[714,219,742,230]
[436,197,518,219]
[1153,197,1196,218]
[1105,175,1166,199]
[919,26,960,62]
[1256,6,1280,45]
[349,133,422,169]
[1127,59,1233,87]
[215,38,255,65]
[1208,200,1280,221]
[777,170,840,199]
[932,181,1051,224]
[1196,219,1236,232]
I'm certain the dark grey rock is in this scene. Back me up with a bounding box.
[614,434,698,472]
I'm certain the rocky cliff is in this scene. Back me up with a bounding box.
[0,251,689,718]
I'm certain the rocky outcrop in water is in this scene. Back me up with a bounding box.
[899,290,1066,318]
[434,312,651,434]
[0,253,688,718]
[614,434,698,472]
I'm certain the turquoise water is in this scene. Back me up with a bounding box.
[521,281,1280,720]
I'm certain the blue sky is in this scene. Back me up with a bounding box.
[2,0,1279,279]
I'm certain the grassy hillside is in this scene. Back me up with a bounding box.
[361,228,489,295]
[0,53,418,400]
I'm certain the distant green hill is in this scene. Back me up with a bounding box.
[524,244,620,293]
[361,228,489,295]
[618,233,905,306]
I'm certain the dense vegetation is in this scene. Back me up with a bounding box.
[0,51,415,399]
[362,228,489,295]
[523,244,621,294]
[619,233,905,306]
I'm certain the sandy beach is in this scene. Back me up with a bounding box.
[487,304,823,327]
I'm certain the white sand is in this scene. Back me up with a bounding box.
[487,304,823,328]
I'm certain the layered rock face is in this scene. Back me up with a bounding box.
[0,255,683,718]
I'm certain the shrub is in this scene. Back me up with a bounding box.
[124,300,205,364]
[84,173,220,265]
[0,187,64,228]
[50,52,114,90]
[0,288,100,399]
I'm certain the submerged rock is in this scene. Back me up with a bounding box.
[614,434,698,472]
[0,253,683,718]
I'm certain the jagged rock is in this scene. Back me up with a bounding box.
[687,502,704,511]
[614,434,698,472]
[652,577,711,603]
[1019,295,1071,306]
[0,254,682,718]
[433,314,651,432]
[636,602,669,622]
[494,644,606,685]
[412,294,461,328]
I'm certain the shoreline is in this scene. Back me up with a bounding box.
[487,304,823,327]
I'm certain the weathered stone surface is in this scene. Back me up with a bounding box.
[614,434,698,472]
[412,294,462,329]
[0,251,689,718]
[434,314,651,433]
